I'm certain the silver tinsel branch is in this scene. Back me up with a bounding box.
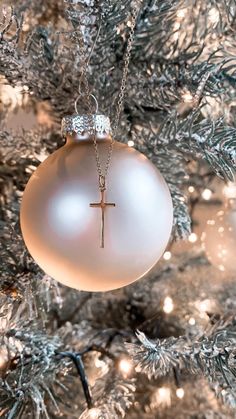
[127,316,236,408]
[80,371,136,419]
[0,319,62,418]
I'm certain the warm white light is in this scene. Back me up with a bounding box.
[182,91,193,103]
[188,317,196,326]
[188,233,198,243]
[201,188,212,200]
[128,140,134,147]
[153,387,171,407]
[188,186,195,193]
[95,357,105,368]
[22,22,30,31]
[0,82,28,109]
[173,21,181,31]
[197,299,213,313]
[83,408,100,419]
[90,409,100,419]
[163,296,174,314]
[207,219,215,226]
[35,151,48,162]
[118,358,133,377]
[208,7,220,25]
[223,182,236,200]
[0,354,6,369]
[176,388,185,399]
[163,251,172,261]
[79,407,101,419]
[176,9,186,18]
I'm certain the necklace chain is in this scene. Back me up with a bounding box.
[77,3,140,191]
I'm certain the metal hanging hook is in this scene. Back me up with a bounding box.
[74,93,99,115]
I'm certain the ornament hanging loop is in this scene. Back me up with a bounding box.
[99,175,106,191]
[74,93,99,115]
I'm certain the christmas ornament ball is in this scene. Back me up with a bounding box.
[20,114,173,291]
[202,205,236,273]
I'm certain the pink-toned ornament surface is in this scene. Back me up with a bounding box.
[20,136,173,291]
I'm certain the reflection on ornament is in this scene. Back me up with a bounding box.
[202,204,236,274]
[20,113,173,292]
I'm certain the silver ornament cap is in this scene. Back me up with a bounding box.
[62,93,112,139]
[61,113,112,139]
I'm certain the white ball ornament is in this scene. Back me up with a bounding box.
[20,113,173,291]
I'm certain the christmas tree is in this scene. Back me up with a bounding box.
[1,1,236,418]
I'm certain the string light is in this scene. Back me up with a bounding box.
[35,151,49,162]
[176,388,185,399]
[196,298,214,314]
[80,408,100,419]
[0,352,7,369]
[0,83,28,109]
[208,7,220,25]
[176,9,187,18]
[163,296,174,314]
[188,186,195,193]
[127,140,134,147]
[163,251,172,261]
[152,387,172,407]
[188,232,198,243]
[89,409,100,419]
[182,91,193,103]
[188,317,196,326]
[223,182,236,199]
[118,357,133,377]
[94,356,108,376]
[201,188,212,200]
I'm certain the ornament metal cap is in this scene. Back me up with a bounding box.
[61,94,112,139]
[61,113,112,138]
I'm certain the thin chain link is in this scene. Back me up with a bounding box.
[112,3,140,134]
[76,3,140,191]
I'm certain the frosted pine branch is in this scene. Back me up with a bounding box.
[80,370,136,419]
[127,317,236,407]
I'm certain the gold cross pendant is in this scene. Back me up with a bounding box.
[90,190,115,248]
